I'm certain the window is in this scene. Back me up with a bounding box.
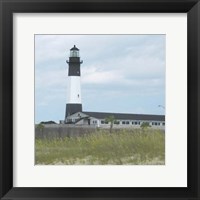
[162,122,165,126]
[101,120,105,124]
[126,121,129,124]
[132,121,139,125]
[122,121,126,125]
[114,121,120,125]
[70,50,79,57]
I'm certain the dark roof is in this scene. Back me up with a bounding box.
[83,111,165,121]
[70,45,79,51]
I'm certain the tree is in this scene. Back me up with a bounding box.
[40,121,57,124]
[105,115,116,133]
[140,122,151,129]
[36,123,45,135]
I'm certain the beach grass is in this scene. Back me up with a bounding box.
[35,129,165,165]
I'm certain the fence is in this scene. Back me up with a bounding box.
[35,124,165,139]
[35,124,97,139]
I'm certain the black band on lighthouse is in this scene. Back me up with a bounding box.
[68,64,81,76]
[66,49,83,76]
[65,104,82,117]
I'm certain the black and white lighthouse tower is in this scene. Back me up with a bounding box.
[65,45,83,120]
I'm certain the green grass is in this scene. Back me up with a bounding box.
[35,129,165,165]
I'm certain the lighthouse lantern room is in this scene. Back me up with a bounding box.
[65,45,83,122]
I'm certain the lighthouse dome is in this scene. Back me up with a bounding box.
[70,45,79,51]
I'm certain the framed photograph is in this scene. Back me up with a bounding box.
[0,0,200,199]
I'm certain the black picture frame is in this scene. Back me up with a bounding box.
[0,0,200,199]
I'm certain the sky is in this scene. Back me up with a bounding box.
[35,34,165,123]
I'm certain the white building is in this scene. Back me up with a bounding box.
[64,111,165,129]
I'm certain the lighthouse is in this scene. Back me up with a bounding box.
[65,45,83,121]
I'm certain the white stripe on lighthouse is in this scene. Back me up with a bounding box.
[67,76,81,104]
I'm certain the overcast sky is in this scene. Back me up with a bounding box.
[35,34,165,123]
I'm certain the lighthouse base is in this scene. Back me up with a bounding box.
[65,103,82,119]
